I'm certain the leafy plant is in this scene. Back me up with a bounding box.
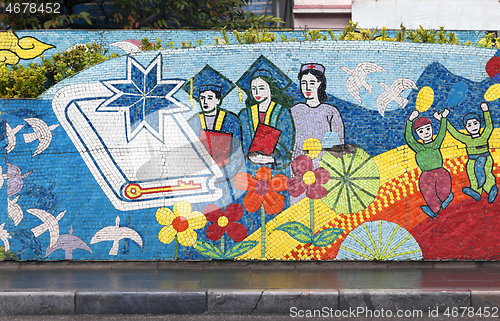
[195,240,257,259]
[0,62,46,98]
[181,40,193,48]
[141,38,163,51]
[275,222,343,247]
[376,27,394,41]
[41,42,118,87]
[396,24,407,42]
[327,28,336,40]
[477,32,498,48]
[437,26,448,44]
[113,0,283,29]
[303,29,324,41]
[339,21,377,41]
[0,42,119,98]
[233,28,276,44]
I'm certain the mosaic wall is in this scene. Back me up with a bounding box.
[1,30,500,261]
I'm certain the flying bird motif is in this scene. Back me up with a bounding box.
[11,229,42,257]
[28,209,66,248]
[91,216,144,256]
[5,123,24,154]
[7,195,23,226]
[45,226,92,260]
[23,118,59,157]
[109,39,143,53]
[4,163,32,198]
[340,62,386,104]
[22,183,58,214]
[0,223,11,252]
[377,78,418,117]
[118,214,145,255]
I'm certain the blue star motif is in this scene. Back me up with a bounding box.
[98,54,189,142]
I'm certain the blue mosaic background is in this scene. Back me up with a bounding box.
[1,32,500,260]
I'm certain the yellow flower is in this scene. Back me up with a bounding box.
[156,201,207,247]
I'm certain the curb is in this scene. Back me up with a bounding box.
[0,289,497,315]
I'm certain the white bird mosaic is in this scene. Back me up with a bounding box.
[5,123,24,154]
[28,208,66,248]
[90,216,143,256]
[23,118,59,157]
[377,78,418,117]
[341,62,386,104]
[45,225,92,260]
[0,223,11,252]
[7,195,23,226]
[109,39,142,54]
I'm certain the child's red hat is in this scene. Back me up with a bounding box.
[413,117,431,130]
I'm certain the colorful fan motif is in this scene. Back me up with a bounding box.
[336,220,423,261]
[320,147,380,214]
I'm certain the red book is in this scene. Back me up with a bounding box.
[200,130,233,167]
[249,124,281,155]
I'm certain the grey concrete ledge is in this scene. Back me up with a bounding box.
[208,289,339,314]
[471,290,500,308]
[340,289,470,313]
[0,289,498,315]
[0,291,75,315]
[75,290,206,314]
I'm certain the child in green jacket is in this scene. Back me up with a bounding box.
[446,102,498,203]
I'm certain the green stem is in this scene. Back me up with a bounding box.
[260,204,266,259]
[174,235,178,260]
[220,234,225,254]
[310,198,315,233]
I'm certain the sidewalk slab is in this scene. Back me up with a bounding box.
[207,289,339,314]
[339,289,470,313]
[75,291,206,314]
[0,292,74,315]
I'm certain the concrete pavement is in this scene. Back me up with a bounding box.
[0,261,498,315]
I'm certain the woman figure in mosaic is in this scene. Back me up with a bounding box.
[290,63,345,204]
[404,109,454,218]
[291,63,345,162]
[238,69,295,175]
[446,102,498,203]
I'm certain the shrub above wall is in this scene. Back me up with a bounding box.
[1,31,500,261]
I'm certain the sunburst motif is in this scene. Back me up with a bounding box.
[336,220,422,261]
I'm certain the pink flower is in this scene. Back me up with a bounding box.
[287,155,330,199]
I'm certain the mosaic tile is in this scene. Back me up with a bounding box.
[0,30,499,261]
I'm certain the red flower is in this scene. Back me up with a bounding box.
[287,155,330,199]
[235,167,287,214]
[204,203,248,242]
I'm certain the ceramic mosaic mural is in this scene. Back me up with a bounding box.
[2,30,500,261]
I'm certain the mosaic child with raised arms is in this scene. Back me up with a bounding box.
[446,102,498,203]
[405,109,454,218]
